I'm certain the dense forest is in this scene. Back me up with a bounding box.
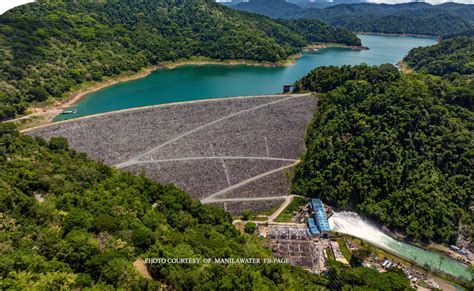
[234,1,474,36]
[292,64,473,244]
[280,19,362,47]
[0,0,360,121]
[233,0,303,19]
[441,28,474,40]
[0,123,412,289]
[404,37,474,77]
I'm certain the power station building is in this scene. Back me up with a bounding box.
[306,217,320,237]
[307,198,331,238]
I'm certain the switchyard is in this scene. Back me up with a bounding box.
[267,224,329,274]
[262,197,338,273]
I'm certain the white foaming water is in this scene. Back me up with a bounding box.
[328,211,472,281]
[329,211,391,249]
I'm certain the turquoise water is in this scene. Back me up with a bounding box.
[330,212,473,281]
[56,35,436,120]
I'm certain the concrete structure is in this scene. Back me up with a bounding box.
[283,84,292,93]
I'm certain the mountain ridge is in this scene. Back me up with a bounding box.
[232,1,474,36]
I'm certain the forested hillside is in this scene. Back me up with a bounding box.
[320,8,472,36]
[0,0,360,121]
[404,37,474,77]
[441,28,474,40]
[292,64,473,244]
[298,0,367,10]
[233,0,303,19]
[280,19,362,46]
[233,1,474,36]
[0,124,412,289]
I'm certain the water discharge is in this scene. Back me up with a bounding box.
[329,212,473,281]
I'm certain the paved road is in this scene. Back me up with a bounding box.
[268,194,301,222]
[128,156,298,165]
[203,196,287,203]
[5,109,63,124]
[229,194,303,225]
[232,219,306,227]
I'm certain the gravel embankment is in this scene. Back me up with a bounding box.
[27,94,316,212]
[219,169,294,199]
[27,96,284,165]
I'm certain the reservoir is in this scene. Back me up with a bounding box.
[56,34,436,120]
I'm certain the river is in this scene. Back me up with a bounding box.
[55,34,436,120]
[329,212,472,281]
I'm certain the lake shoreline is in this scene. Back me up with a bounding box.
[157,55,302,69]
[7,38,403,127]
[355,31,437,39]
[10,35,436,129]
[58,54,303,107]
[396,61,414,73]
[13,43,367,127]
[9,55,303,129]
[20,93,308,133]
[304,43,369,51]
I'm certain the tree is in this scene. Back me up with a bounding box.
[100,259,141,288]
[28,86,49,102]
[62,208,93,233]
[241,210,253,221]
[48,137,69,151]
[132,226,154,251]
[244,222,257,234]
[93,214,121,233]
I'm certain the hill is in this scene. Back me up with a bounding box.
[404,36,474,77]
[295,3,474,36]
[292,64,473,245]
[280,19,362,46]
[441,28,474,40]
[0,0,360,121]
[327,7,473,36]
[233,0,303,18]
[298,0,368,9]
[233,2,474,36]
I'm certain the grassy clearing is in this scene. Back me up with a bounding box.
[274,196,308,222]
[257,203,282,216]
[326,247,335,260]
[338,237,352,262]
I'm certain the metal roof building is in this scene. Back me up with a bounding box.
[307,217,320,236]
[311,198,331,232]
